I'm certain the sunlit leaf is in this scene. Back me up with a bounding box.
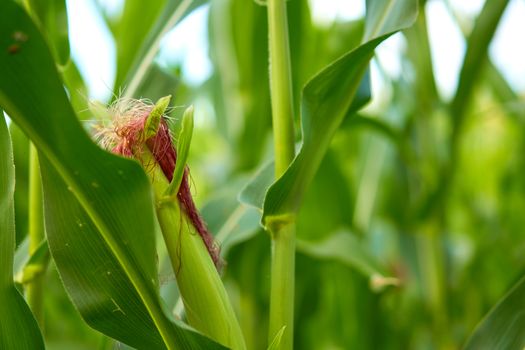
[119,0,207,98]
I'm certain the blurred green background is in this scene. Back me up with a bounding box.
[7,0,525,349]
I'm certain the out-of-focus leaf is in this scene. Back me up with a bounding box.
[262,1,418,223]
[343,114,400,142]
[464,274,525,350]
[113,0,166,91]
[267,326,286,350]
[363,0,417,42]
[239,162,274,210]
[62,59,90,119]
[0,3,223,349]
[135,64,179,102]
[450,0,510,130]
[208,0,271,170]
[296,230,386,282]
[296,151,354,241]
[0,114,44,349]
[9,122,30,244]
[15,239,49,285]
[26,0,70,65]
[120,0,207,98]
[201,188,261,257]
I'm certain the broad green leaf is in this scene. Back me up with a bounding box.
[464,274,525,350]
[262,0,417,223]
[25,0,70,65]
[0,2,223,349]
[0,114,44,349]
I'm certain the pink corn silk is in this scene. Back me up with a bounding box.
[111,114,222,269]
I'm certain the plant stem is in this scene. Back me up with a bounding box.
[266,0,296,348]
[26,144,47,328]
[267,0,295,176]
[268,217,295,349]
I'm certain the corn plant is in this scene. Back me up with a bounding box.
[1,0,524,349]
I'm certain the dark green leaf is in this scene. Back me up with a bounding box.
[0,114,44,349]
[10,122,30,245]
[464,274,525,350]
[0,2,223,348]
[26,0,70,65]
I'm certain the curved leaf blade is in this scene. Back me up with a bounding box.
[121,0,207,98]
[464,275,525,350]
[262,0,417,222]
[0,115,44,349]
[0,2,223,349]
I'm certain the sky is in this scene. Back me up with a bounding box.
[66,0,525,103]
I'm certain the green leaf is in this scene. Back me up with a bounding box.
[0,2,223,349]
[135,64,180,102]
[239,162,275,211]
[267,326,286,350]
[113,0,167,92]
[450,0,510,122]
[10,122,30,245]
[0,114,44,349]
[166,105,193,196]
[296,231,397,290]
[120,0,207,98]
[26,0,70,65]
[262,0,418,223]
[61,59,90,119]
[144,95,172,140]
[208,0,271,170]
[464,274,525,350]
[363,0,417,42]
[201,186,261,257]
[15,239,50,285]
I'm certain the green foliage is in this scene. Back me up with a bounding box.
[1,0,525,348]
[0,2,222,348]
[0,114,44,349]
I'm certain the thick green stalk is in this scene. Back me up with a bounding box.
[267,216,295,349]
[146,151,246,350]
[267,0,295,176]
[26,144,47,327]
[266,0,296,348]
